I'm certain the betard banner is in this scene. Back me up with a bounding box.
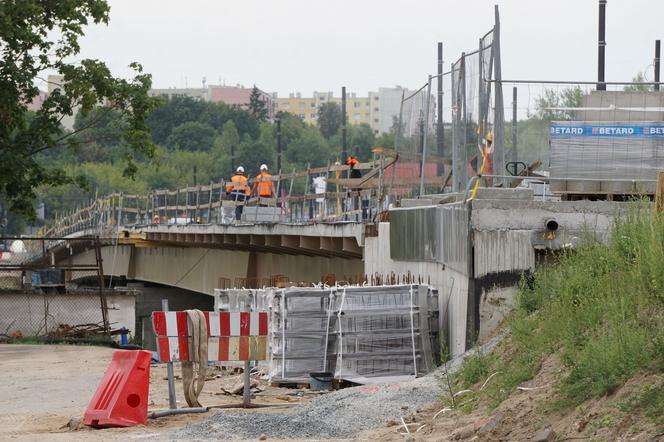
[551,124,664,137]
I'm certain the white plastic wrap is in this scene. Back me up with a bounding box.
[550,121,664,194]
[268,285,440,384]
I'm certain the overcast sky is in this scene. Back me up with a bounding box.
[67,0,663,96]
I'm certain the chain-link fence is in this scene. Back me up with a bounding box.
[0,237,110,339]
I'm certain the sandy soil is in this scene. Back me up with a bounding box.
[360,354,663,442]
[0,344,304,441]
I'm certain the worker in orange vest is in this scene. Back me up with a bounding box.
[226,166,250,220]
[482,132,493,186]
[345,155,362,179]
[253,164,275,206]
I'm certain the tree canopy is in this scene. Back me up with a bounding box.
[317,102,343,138]
[248,86,269,122]
[0,0,160,217]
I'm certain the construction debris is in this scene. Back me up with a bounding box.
[47,323,108,338]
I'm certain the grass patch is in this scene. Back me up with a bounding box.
[458,350,491,387]
[455,204,664,418]
[619,383,664,425]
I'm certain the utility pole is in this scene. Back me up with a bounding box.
[437,42,444,175]
[597,0,607,91]
[231,144,235,172]
[193,165,197,186]
[341,86,348,162]
[655,40,661,92]
[276,118,282,171]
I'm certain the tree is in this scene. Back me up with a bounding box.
[165,121,216,151]
[535,86,584,121]
[66,106,125,164]
[348,123,376,160]
[248,86,268,122]
[286,126,330,167]
[147,96,208,144]
[317,102,342,139]
[0,0,160,217]
[624,72,652,92]
[235,136,275,176]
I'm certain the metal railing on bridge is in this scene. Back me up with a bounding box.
[40,156,454,238]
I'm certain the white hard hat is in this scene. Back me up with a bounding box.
[236,166,245,173]
[260,164,268,171]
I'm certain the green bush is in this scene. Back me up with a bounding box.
[458,351,491,387]
[494,204,664,409]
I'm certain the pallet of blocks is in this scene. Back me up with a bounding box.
[268,285,440,385]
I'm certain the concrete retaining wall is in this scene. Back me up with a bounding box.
[364,222,469,357]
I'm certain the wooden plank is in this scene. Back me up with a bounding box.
[657,171,664,212]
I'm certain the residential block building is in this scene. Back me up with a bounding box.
[149,84,274,119]
[273,87,432,135]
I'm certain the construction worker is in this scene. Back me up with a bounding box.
[253,164,276,206]
[345,155,362,213]
[346,155,362,179]
[482,131,494,186]
[226,166,250,220]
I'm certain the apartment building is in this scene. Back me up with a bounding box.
[149,85,274,119]
[273,87,431,135]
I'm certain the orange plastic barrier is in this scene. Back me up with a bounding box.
[83,350,151,428]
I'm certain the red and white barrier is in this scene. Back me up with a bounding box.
[151,311,268,363]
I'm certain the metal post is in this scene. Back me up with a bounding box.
[419,75,432,196]
[94,236,109,334]
[207,182,213,223]
[451,63,458,192]
[493,4,506,186]
[162,298,177,410]
[511,86,517,164]
[597,0,607,91]
[394,90,405,152]
[460,54,468,190]
[341,86,347,161]
[240,303,251,407]
[655,40,661,91]
[437,42,444,168]
[276,118,282,171]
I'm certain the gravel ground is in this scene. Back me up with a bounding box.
[170,336,503,440]
[171,375,438,440]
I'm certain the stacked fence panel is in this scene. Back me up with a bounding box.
[266,285,439,384]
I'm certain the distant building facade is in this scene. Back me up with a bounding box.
[47,74,77,130]
[149,85,274,119]
[273,87,433,134]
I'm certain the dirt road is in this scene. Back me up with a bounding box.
[0,344,298,441]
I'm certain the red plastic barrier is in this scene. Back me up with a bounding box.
[83,350,152,428]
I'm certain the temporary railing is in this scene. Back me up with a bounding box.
[40,156,455,238]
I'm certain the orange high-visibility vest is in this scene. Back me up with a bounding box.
[226,174,250,195]
[253,172,275,197]
[483,143,493,175]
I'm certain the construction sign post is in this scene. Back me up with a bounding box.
[151,306,268,409]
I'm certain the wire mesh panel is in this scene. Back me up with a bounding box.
[450,30,498,192]
[268,285,439,383]
[390,84,436,198]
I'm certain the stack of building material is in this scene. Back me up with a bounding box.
[268,285,439,384]
[330,285,438,384]
[269,287,337,381]
[550,121,664,194]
